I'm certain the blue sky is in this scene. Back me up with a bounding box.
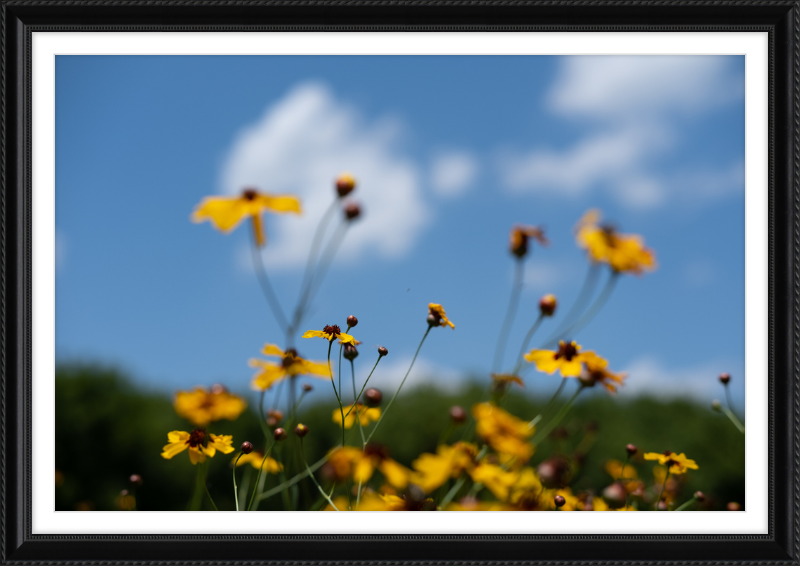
[54,55,746,407]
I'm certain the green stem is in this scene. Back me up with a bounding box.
[300,439,339,510]
[303,222,350,315]
[255,450,333,504]
[345,354,383,418]
[250,236,289,333]
[722,405,746,434]
[351,360,367,447]
[528,379,567,429]
[201,462,219,511]
[531,385,583,445]
[547,271,618,348]
[492,258,525,373]
[511,315,544,376]
[541,263,600,346]
[247,443,275,511]
[440,476,467,507]
[366,325,432,444]
[276,444,291,511]
[673,495,699,512]
[656,470,670,510]
[232,453,244,511]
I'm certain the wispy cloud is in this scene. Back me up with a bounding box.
[498,56,744,210]
[369,355,466,394]
[616,356,742,402]
[222,82,432,270]
[429,150,479,198]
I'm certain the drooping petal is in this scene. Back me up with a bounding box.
[188,446,207,465]
[297,359,330,377]
[302,330,330,340]
[353,456,375,484]
[191,196,250,232]
[208,434,235,454]
[258,194,302,215]
[261,344,285,357]
[379,459,411,489]
[249,360,287,391]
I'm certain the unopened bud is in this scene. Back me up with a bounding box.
[694,491,706,502]
[120,489,130,496]
[294,423,309,438]
[727,502,741,511]
[336,173,356,197]
[240,441,253,454]
[554,495,566,508]
[210,383,227,394]
[539,294,557,317]
[273,428,287,441]
[427,313,440,327]
[302,383,313,392]
[657,500,669,511]
[364,388,383,407]
[129,474,143,487]
[344,202,361,221]
[347,315,358,327]
[378,346,388,357]
[449,405,467,424]
[602,482,627,509]
[719,372,731,385]
[343,343,359,361]
[626,443,637,456]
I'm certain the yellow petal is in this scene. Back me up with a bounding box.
[559,359,583,377]
[302,330,327,340]
[297,359,330,377]
[250,362,287,391]
[258,194,302,214]
[209,434,235,454]
[337,333,356,345]
[191,196,250,232]
[161,441,189,460]
[261,344,285,357]
[379,459,411,489]
[188,446,207,465]
[353,457,375,484]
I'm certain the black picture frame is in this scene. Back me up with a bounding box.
[2,2,795,563]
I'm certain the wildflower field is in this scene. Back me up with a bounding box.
[55,175,746,513]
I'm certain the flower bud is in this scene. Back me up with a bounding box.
[343,343,359,361]
[120,489,130,496]
[302,383,313,392]
[694,491,706,502]
[240,441,253,454]
[427,313,440,327]
[378,346,388,357]
[727,502,741,511]
[602,482,627,509]
[626,443,637,456]
[656,500,669,511]
[336,173,356,197]
[273,428,287,441]
[711,399,722,412]
[347,315,358,328]
[364,388,383,407]
[449,405,467,424]
[539,294,557,317]
[344,202,361,221]
[129,474,143,487]
[719,372,731,385]
[537,456,571,488]
[210,383,227,394]
[553,495,566,508]
[294,423,309,438]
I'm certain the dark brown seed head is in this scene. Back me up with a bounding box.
[294,423,309,438]
[719,372,731,385]
[378,346,389,357]
[626,443,638,456]
[242,188,258,201]
[344,202,361,220]
[554,341,579,362]
[364,388,383,407]
[129,474,143,487]
[302,383,313,392]
[335,174,356,197]
[273,428,287,441]
[554,495,566,508]
[240,441,253,454]
[539,294,557,317]
[449,405,467,424]
[347,315,358,328]
[323,324,341,337]
[187,428,206,448]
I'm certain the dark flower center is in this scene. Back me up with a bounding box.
[364,443,390,461]
[323,324,341,337]
[242,189,258,201]
[187,428,206,448]
[282,348,299,368]
[554,342,579,362]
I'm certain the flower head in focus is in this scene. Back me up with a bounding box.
[173,386,247,427]
[525,341,608,378]
[249,344,329,391]
[303,324,357,344]
[160,429,234,465]
[191,188,301,247]
[574,209,656,275]
[509,225,549,258]
[428,303,455,329]
[644,451,699,475]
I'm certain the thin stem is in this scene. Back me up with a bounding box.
[440,476,467,508]
[326,339,349,509]
[201,462,219,511]
[722,405,746,434]
[673,495,700,512]
[247,443,275,511]
[255,450,334,504]
[345,354,383,418]
[232,453,244,511]
[297,222,350,330]
[351,359,367,447]
[541,263,600,346]
[511,315,544,376]
[276,444,291,511]
[366,326,432,444]
[251,237,289,333]
[656,470,670,511]
[492,258,524,374]
[528,379,567,429]
[531,385,583,445]
[547,271,619,348]
[300,439,339,511]
[270,378,285,412]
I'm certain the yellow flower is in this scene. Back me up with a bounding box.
[509,224,549,258]
[326,445,412,489]
[191,188,301,247]
[491,373,524,393]
[411,442,480,493]
[507,467,545,509]
[575,209,656,275]
[472,403,534,462]
[323,492,395,511]
[161,429,234,465]
[234,451,283,474]
[248,344,329,391]
[469,464,520,501]
[644,451,699,475]
[302,324,356,344]
[333,403,381,429]
[173,386,247,427]
[605,459,637,480]
[427,303,455,329]
[580,356,627,393]
[525,341,607,378]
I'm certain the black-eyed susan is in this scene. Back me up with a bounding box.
[248,344,329,391]
[472,402,534,462]
[427,303,455,329]
[509,224,549,258]
[644,451,699,475]
[234,451,283,474]
[173,387,247,427]
[191,188,302,247]
[161,429,234,465]
[332,402,381,429]
[574,209,656,275]
[326,445,413,489]
[579,357,627,393]
[524,341,607,378]
[302,324,357,344]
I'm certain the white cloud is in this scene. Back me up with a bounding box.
[429,151,478,198]
[369,355,466,394]
[498,56,743,210]
[616,356,740,402]
[222,83,431,270]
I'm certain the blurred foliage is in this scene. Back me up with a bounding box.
[56,364,744,512]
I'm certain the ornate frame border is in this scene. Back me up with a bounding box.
[2,2,795,563]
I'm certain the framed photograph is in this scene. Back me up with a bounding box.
[4,1,795,563]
